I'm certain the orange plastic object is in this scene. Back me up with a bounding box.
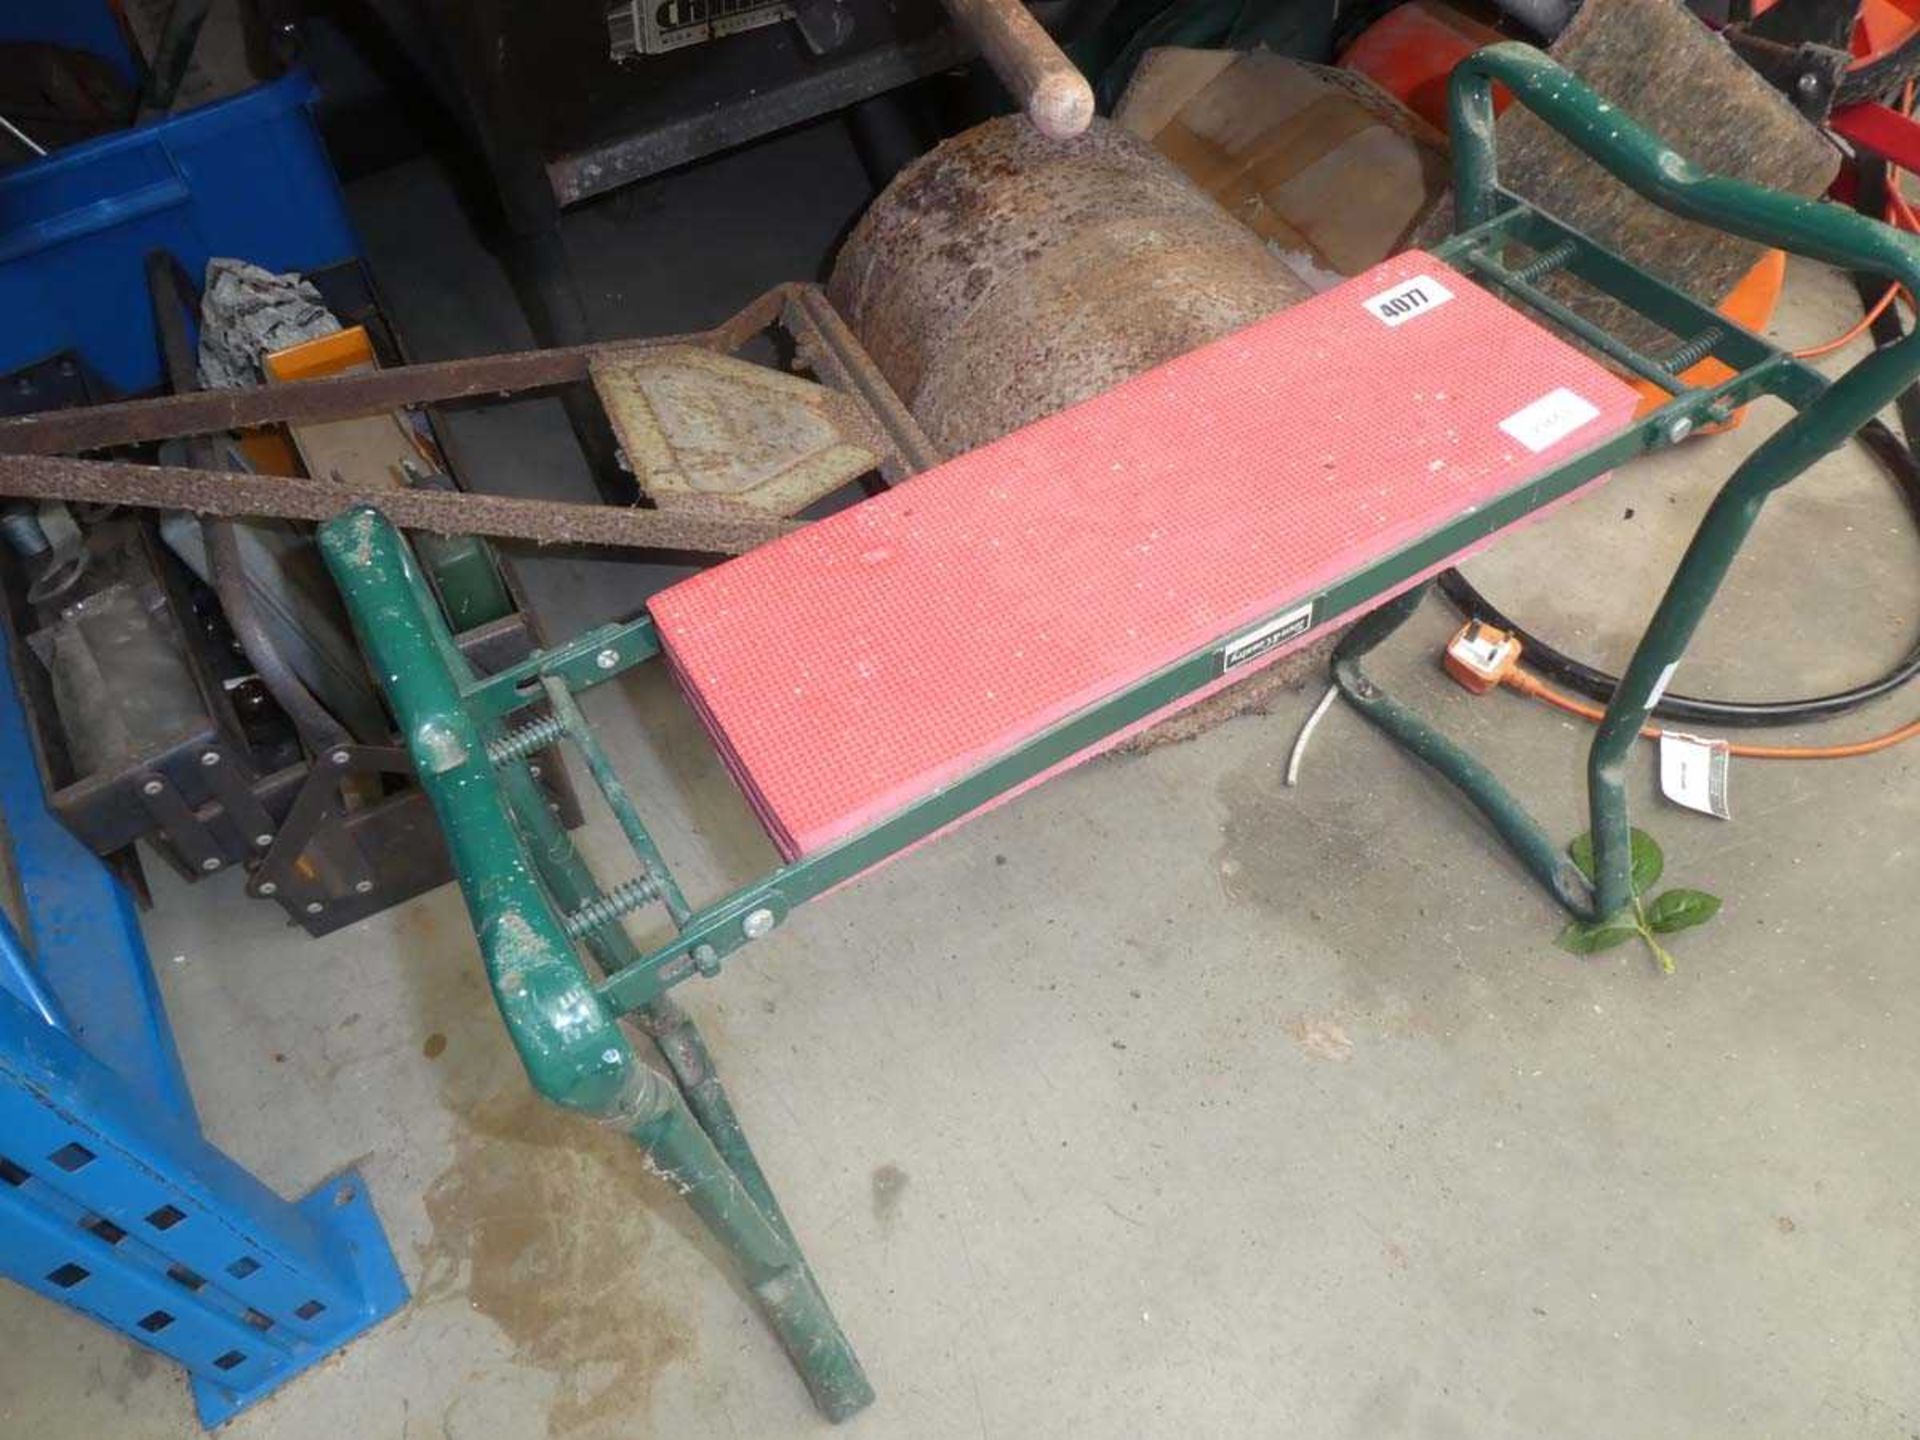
[1339,0,1507,132]
[1856,0,1920,59]
[263,325,376,382]
[234,327,383,474]
[1444,619,1522,694]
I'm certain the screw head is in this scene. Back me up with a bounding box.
[258,881,278,896]
[354,879,374,894]
[200,856,221,872]
[1664,414,1694,444]
[199,751,221,767]
[329,749,351,766]
[692,943,721,977]
[595,648,619,670]
[1796,70,1821,95]
[254,833,273,848]
[141,778,164,796]
[742,907,776,940]
[304,901,324,915]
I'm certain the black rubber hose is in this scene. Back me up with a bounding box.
[1437,153,1920,727]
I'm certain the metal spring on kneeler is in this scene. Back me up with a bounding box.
[1661,327,1725,373]
[563,875,660,938]
[489,713,566,765]
[1510,240,1579,284]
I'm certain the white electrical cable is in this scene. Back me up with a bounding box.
[1284,682,1341,787]
[0,113,46,158]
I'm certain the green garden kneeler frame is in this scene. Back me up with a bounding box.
[318,44,1920,1420]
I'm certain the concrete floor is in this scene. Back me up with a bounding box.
[2,120,1918,1439]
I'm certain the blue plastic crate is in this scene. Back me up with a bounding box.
[0,70,358,395]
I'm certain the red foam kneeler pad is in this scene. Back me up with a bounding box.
[650,252,1639,859]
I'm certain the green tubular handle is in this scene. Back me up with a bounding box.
[1447,43,1920,920]
[1449,42,1920,295]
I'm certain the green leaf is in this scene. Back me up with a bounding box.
[1556,912,1641,955]
[1629,830,1664,895]
[1568,832,1595,882]
[1644,888,1722,935]
[1566,830,1663,894]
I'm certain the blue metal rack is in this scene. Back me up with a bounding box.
[0,637,407,1427]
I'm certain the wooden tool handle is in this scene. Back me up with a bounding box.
[937,0,1094,140]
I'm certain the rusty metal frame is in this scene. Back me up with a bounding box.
[0,285,929,557]
[0,283,921,934]
[0,284,934,466]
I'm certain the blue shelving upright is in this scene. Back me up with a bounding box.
[0,637,407,1427]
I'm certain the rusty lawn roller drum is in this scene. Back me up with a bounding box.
[828,115,1314,457]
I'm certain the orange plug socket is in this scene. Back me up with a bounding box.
[1444,620,1522,694]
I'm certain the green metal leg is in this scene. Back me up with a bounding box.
[1435,43,1920,920]
[1339,318,1920,926]
[633,997,802,1251]
[1332,585,1595,916]
[612,1064,873,1423]
[1580,348,1920,913]
[317,511,872,1422]
[496,759,806,1249]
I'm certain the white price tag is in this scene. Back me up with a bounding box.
[1659,731,1732,819]
[1498,387,1601,453]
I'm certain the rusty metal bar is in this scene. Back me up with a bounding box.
[0,290,794,458]
[0,454,796,555]
[784,286,942,477]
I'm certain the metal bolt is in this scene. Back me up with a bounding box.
[200,856,221,872]
[1796,71,1821,95]
[354,879,374,894]
[692,943,721,977]
[258,881,278,896]
[742,907,776,940]
[199,750,221,767]
[1664,414,1694,444]
[595,648,619,670]
[329,748,351,766]
[304,901,324,915]
[254,833,273,848]
[141,778,164,797]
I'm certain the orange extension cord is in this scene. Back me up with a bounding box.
[1502,668,1920,759]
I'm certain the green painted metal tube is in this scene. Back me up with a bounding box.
[496,760,641,980]
[319,508,873,1422]
[318,508,635,1114]
[539,676,692,925]
[634,997,801,1250]
[496,767,802,1245]
[617,1068,874,1423]
[1584,332,1920,912]
[1450,44,1920,294]
[1444,46,1920,915]
[1331,588,1594,915]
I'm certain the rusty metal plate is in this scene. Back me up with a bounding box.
[591,347,880,516]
